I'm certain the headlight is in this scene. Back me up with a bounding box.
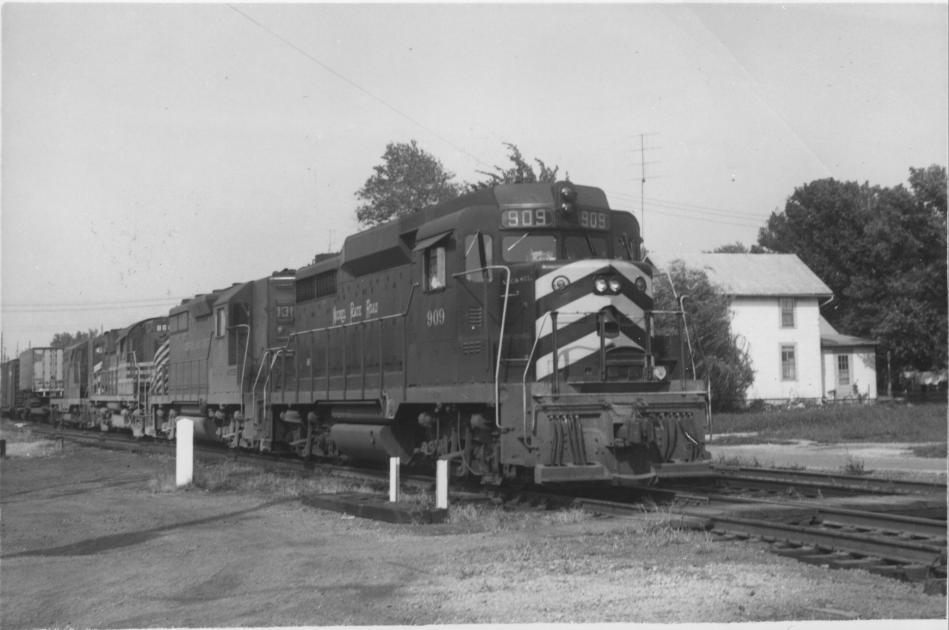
[652,365,668,380]
[607,277,621,294]
[594,276,608,294]
[634,277,648,293]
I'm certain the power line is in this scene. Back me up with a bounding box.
[607,190,770,222]
[226,4,492,170]
[2,298,184,313]
[608,189,766,217]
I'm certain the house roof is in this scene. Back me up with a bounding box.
[649,253,833,298]
[819,316,877,347]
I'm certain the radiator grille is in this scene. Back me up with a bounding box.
[467,307,484,329]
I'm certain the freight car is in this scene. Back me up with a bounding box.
[1,358,24,418]
[4,347,65,421]
[204,181,711,485]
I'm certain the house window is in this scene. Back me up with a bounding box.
[780,298,796,328]
[781,344,797,381]
[215,306,227,338]
[424,246,446,291]
[837,354,851,386]
[464,234,493,282]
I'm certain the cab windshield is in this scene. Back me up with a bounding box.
[501,232,611,262]
[564,234,609,260]
[502,234,557,262]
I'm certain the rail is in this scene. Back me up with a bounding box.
[711,466,948,497]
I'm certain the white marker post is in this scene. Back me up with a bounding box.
[176,418,194,487]
[389,457,400,502]
[436,459,449,509]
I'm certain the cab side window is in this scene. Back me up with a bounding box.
[424,246,446,291]
[214,306,227,338]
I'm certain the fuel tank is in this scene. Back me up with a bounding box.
[329,423,414,462]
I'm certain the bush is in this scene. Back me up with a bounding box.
[654,262,754,411]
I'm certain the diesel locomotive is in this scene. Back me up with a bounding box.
[220,181,710,485]
[12,181,711,486]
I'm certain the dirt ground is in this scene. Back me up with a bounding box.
[1,424,947,628]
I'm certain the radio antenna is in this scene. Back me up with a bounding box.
[640,133,646,243]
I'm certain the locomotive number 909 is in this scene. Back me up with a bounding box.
[501,208,554,229]
[579,210,609,230]
[500,207,610,231]
[426,308,446,327]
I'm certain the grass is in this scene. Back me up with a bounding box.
[840,455,867,475]
[453,511,719,582]
[148,460,393,498]
[447,502,593,532]
[910,443,948,458]
[712,401,947,444]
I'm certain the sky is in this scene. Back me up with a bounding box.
[2,1,947,357]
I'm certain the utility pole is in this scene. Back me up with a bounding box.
[631,131,661,256]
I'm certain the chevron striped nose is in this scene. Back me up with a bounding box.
[534,260,653,382]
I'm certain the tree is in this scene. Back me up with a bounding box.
[49,330,94,348]
[354,140,461,226]
[653,261,754,411]
[757,166,947,372]
[466,143,561,190]
[908,164,948,220]
[709,241,769,254]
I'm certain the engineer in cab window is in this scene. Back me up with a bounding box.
[426,246,446,290]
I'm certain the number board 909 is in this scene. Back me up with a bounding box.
[500,207,610,231]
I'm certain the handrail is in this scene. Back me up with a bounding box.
[453,265,511,430]
[522,310,554,440]
[261,348,287,428]
[286,284,418,342]
[250,348,272,425]
[229,324,251,417]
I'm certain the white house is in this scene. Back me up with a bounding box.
[819,317,878,401]
[651,253,871,404]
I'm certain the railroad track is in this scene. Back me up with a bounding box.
[699,507,946,593]
[571,491,947,592]
[709,465,947,498]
